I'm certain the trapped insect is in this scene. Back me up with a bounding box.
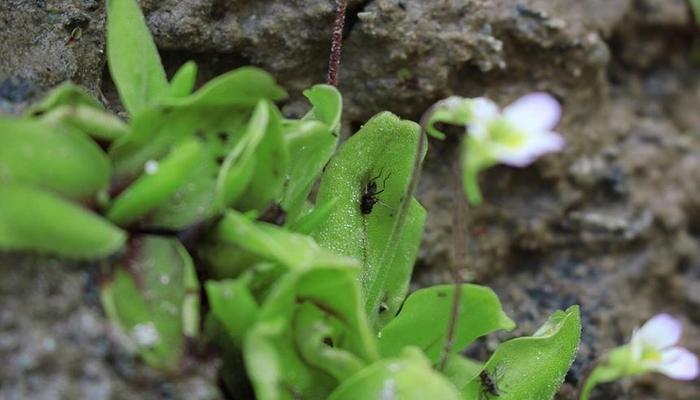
[479,366,505,399]
[360,169,391,215]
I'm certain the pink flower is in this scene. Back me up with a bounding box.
[630,314,699,380]
[467,93,565,167]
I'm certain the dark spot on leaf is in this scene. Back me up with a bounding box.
[257,203,287,226]
[322,337,334,347]
[437,291,447,298]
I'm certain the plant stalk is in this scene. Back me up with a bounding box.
[438,138,470,371]
[327,0,347,87]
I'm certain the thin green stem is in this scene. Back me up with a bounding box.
[578,356,623,400]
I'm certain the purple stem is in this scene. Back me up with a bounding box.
[328,0,347,87]
[438,151,469,371]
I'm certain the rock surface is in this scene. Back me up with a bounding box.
[0,255,222,400]
[1,0,699,399]
[0,0,106,113]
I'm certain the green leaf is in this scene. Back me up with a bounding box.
[280,120,337,222]
[443,355,484,394]
[207,210,333,272]
[293,303,365,382]
[142,153,218,231]
[39,105,129,142]
[378,284,515,363]
[312,112,425,328]
[169,61,198,98]
[109,105,246,182]
[288,197,338,235]
[233,102,289,213]
[243,257,378,400]
[462,306,581,400]
[161,67,287,109]
[106,0,168,115]
[0,118,111,200]
[107,138,203,226]
[25,82,103,116]
[215,100,269,210]
[0,184,125,259]
[327,347,461,400]
[302,84,343,134]
[100,236,198,371]
[201,210,378,399]
[691,0,700,25]
[182,258,200,338]
[108,69,284,183]
[374,199,426,328]
[206,279,259,348]
[140,132,220,231]
[290,263,378,362]
[277,85,341,222]
[29,81,126,142]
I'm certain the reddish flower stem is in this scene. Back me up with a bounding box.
[327,0,347,87]
[438,144,470,371]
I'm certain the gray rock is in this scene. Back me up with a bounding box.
[0,255,223,400]
[0,0,105,114]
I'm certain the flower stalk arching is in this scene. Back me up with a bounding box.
[423,93,566,371]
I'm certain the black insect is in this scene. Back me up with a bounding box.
[479,368,505,399]
[360,170,390,215]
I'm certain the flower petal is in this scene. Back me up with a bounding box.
[491,131,565,167]
[637,314,683,350]
[630,329,644,361]
[655,347,699,380]
[470,97,500,120]
[503,92,561,133]
[468,97,499,140]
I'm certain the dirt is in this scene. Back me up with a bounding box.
[1,0,699,399]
